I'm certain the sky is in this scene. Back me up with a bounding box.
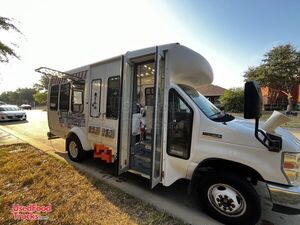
[1,0,300,93]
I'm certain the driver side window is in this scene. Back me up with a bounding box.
[167,89,193,159]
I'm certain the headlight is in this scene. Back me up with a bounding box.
[282,152,300,185]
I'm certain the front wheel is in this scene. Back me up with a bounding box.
[198,170,261,225]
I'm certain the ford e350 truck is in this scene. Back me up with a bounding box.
[36,43,300,225]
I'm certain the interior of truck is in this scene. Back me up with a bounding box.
[130,61,155,175]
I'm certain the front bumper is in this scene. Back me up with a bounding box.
[267,183,300,215]
[0,114,26,121]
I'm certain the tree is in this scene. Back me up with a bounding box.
[0,88,36,105]
[0,17,22,63]
[33,75,49,105]
[33,91,47,105]
[220,88,244,113]
[244,44,300,111]
[33,75,50,91]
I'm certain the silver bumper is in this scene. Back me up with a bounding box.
[267,183,300,214]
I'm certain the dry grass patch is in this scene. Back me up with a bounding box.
[0,144,184,225]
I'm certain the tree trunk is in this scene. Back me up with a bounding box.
[286,91,293,112]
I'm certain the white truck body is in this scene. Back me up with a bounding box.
[38,43,300,225]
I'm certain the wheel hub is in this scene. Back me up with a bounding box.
[69,141,78,158]
[208,183,246,217]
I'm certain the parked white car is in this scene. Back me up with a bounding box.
[0,105,27,121]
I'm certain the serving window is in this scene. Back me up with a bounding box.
[59,83,70,111]
[72,81,85,113]
[50,84,59,111]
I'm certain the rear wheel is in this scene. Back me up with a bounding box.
[66,135,85,162]
[198,170,261,225]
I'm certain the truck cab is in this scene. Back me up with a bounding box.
[37,43,300,225]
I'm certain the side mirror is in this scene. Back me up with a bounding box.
[244,81,262,119]
[244,81,282,152]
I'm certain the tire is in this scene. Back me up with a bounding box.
[66,135,86,162]
[198,170,261,225]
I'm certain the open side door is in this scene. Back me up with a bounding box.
[117,58,133,175]
[150,47,165,188]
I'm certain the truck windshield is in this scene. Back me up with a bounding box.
[178,84,223,119]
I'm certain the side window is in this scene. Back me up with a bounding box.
[106,76,120,119]
[167,89,193,159]
[59,83,70,111]
[72,81,85,113]
[90,79,101,117]
[50,85,59,110]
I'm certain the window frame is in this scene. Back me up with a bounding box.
[106,76,120,119]
[90,79,102,117]
[59,83,71,112]
[166,88,194,160]
[49,84,59,111]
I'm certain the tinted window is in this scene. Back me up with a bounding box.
[106,76,120,119]
[0,106,20,111]
[167,89,193,159]
[72,81,85,113]
[59,83,70,111]
[50,85,59,110]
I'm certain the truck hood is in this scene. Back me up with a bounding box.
[216,117,300,152]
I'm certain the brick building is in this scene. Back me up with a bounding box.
[261,85,300,110]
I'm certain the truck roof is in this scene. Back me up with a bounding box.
[43,43,214,87]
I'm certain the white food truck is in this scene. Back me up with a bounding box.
[36,43,300,225]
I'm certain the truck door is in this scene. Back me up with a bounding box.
[118,47,165,188]
[88,79,102,143]
[150,47,165,188]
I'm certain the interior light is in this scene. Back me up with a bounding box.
[146,73,149,75]
[144,65,147,68]
[148,67,151,70]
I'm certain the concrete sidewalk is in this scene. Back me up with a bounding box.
[0,128,24,145]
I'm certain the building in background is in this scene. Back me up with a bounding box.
[197,84,227,107]
[261,85,300,111]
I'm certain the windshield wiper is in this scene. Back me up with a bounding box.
[209,112,223,118]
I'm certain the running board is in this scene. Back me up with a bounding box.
[47,132,60,140]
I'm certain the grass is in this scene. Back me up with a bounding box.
[231,111,300,128]
[0,144,184,225]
